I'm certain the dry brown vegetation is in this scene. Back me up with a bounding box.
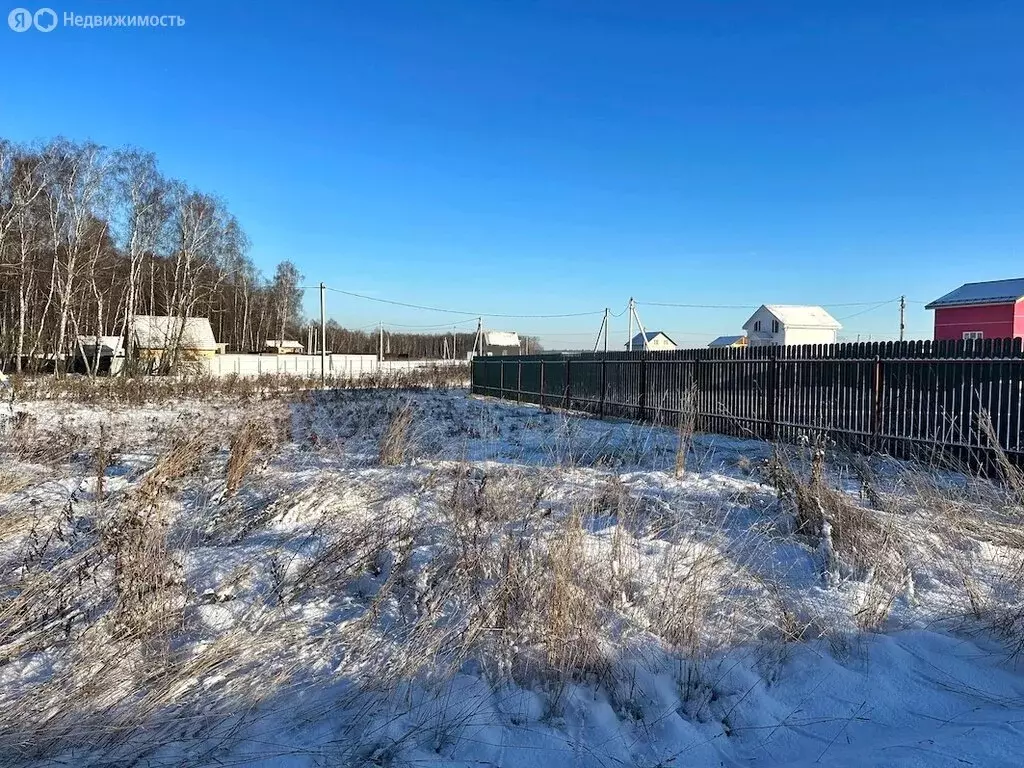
[379,400,415,466]
[7,365,470,405]
[1,384,1024,764]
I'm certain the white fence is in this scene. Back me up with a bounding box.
[202,354,465,379]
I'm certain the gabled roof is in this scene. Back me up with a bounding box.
[709,335,747,347]
[627,331,676,347]
[77,335,125,356]
[743,305,841,331]
[484,331,520,348]
[131,315,217,351]
[925,278,1024,309]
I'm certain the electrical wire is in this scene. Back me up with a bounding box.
[381,319,479,330]
[836,299,900,320]
[638,298,904,309]
[639,301,752,309]
[322,286,602,319]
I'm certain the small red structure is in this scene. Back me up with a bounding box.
[926,278,1024,341]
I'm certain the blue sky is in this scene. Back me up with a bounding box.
[2,1,1021,348]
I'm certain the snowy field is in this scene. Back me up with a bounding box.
[3,386,1024,766]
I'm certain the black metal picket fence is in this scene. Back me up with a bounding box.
[471,338,1024,463]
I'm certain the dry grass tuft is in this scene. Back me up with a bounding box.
[765,439,908,630]
[674,382,698,478]
[7,412,89,466]
[0,468,31,496]
[225,415,279,497]
[379,400,415,466]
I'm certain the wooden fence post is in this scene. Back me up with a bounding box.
[517,358,522,403]
[766,348,778,441]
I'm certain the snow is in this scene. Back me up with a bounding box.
[2,388,1024,765]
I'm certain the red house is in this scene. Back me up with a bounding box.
[926,278,1024,341]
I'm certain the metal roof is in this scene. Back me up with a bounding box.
[708,335,747,347]
[925,278,1024,309]
[77,335,125,356]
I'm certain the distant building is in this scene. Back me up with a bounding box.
[925,278,1024,341]
[483,331,521,356]
[74,335,126,374]
[743,305,841,346]
[626,331,677,351]
[265,339,305,354]
[708,335,748,348]
[77,335,125,359]
[132,315,218,360]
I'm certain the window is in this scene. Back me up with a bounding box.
[754,320,761,332]
[772,319,780,334]
[962,331,983,341]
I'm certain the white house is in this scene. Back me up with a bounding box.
[742,305,841,346]
[482,331,521,356]
[626,331,677,351]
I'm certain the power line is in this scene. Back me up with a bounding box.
[319,286,602,319]
[639,301,751,309]
[381,319,479,330]
[638,298,903,310]
[836,298,900,321]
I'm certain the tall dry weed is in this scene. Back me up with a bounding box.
[379,400,415,466]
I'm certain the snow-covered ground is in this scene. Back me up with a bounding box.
[2,387,1024,766]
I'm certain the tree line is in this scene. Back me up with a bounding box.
[0,137,308,371]
[0,136,537,373]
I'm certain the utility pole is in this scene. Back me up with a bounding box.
[592,311,607,353]
[319,282,326,386]
[899,295,906,342]
[378,321,384,364]
[627,298,634,352]
[592,308,610,353]
[477,317,483,356]
[632,302,650,350]
[452,329,457,360]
